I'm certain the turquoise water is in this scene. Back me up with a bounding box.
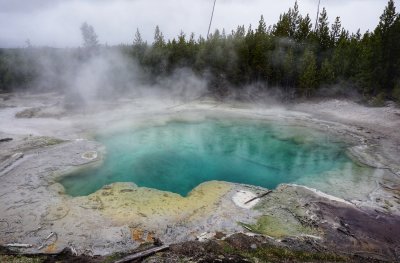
[60,119,351,197]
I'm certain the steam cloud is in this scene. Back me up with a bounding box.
[20,48,209,108]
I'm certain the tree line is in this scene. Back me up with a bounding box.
[0,0,399,105]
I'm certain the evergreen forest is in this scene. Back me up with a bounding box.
[1,0,399,105]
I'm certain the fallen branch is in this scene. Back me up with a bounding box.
[244,190,272,204]
[38,232,58,250]
[241,225,255,232]
[113,245,169,263]
[4,243,33,248]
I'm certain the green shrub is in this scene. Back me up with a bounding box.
[370,92,386,107]
[392,83,400,105]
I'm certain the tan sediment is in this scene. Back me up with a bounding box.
[86,181,232,228]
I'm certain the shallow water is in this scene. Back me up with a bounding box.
[61,119,356,196]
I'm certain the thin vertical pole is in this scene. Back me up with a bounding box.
[314,0,321,32]
[207,0,217,39]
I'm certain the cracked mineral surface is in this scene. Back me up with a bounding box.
[1,93,399,261]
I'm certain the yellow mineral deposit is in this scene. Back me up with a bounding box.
[87,181,232,227]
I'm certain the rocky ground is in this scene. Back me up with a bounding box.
[0,92,399,262]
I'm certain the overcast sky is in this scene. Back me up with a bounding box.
[0,0,396,48]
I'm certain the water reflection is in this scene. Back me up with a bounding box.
[60,119,356,197]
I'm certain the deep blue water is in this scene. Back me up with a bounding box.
[60,119,351,196]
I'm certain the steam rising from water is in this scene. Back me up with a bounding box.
[24,48,208,108]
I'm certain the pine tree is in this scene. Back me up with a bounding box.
[273,13,291,37]
[132,28,147,62]
[153,25,165,47]
[252,16,272,82]
[256,15,267,35]
[320,58,335,84]
[288,0,301,37]
[273,1,300,38]
[234,25,246,39]
[377,0,397,36]
[299,50,318,97]
[283,48,296,96]
[372,0,399,95]
[295,14,312,42]
[331,17,342,46]
[143,25,167,76]
[80,22,99,48]
[134,28,144,46]
[388,16,400,101]
[316,8,332,50]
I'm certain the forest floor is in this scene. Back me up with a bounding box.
[0,92,399,262]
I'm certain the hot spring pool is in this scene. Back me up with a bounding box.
[60,119,355,197]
